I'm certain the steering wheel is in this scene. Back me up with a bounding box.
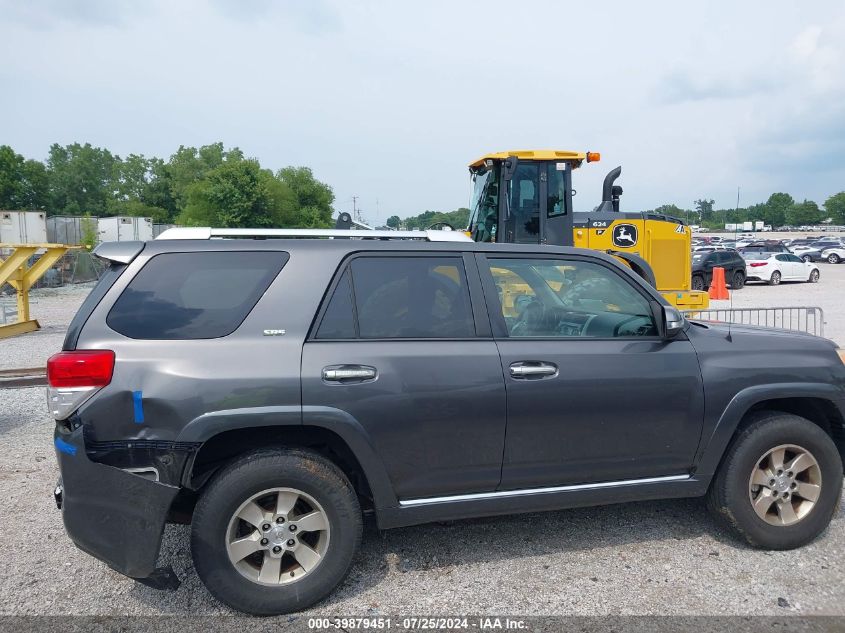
[427,222,456,231]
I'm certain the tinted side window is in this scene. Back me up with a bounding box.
[488,258,657,338]
[350,257,474,339]
[107,251,287,339]
[315,269,356,339]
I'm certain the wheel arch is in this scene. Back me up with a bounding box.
[177,406,399,522]
[696,384,845,479]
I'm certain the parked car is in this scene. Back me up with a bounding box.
[691,249,747,291]
[51,228,845,615]
[820,246,845,264]
[790,245,824,262]
[739,240,791,254]
[745,253,821,285]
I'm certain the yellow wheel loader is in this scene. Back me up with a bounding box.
[465,150,708,309]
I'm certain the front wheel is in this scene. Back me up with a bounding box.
[827,253,840,264]
[809,269,820,283]
[707,412,842,549]
[191,449,362,615]
[768,271,782,286]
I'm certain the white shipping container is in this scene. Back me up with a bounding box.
[0,210,48,244]
[754,220,764,231]
[725,223,737,231]
[97,216,153,242]
[742,221,754,231]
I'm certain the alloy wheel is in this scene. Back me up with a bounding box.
[748,444,821,526]
[226,487,331,585]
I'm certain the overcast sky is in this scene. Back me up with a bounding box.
[1,1,844,223]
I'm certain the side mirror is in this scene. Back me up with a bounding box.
[663,306,685,338]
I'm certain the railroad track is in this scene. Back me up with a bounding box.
[0,367,46,388]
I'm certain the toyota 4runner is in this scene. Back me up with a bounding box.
[50,227,845,615]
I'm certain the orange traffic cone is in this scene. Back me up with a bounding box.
[709,266,730,300]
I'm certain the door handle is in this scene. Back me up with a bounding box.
[322,365,377,382]
[509,362,558,378]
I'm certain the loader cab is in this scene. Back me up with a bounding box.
[467,151,580,246]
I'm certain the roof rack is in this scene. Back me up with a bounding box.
[155,227,473,242]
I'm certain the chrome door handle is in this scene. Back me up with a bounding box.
[322,366,377,381]
[509,362,558,378]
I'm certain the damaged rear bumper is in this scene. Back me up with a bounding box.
[54,423,181,588]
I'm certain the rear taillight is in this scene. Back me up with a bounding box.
[46,350,115,420]
[749,262,768,267]
[47,350,115,388]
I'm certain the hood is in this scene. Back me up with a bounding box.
[686,318,835,346]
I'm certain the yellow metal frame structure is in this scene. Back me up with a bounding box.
[0,243,77,339]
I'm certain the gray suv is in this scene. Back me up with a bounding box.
[51,228,845,615]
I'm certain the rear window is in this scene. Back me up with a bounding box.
[107,251,288,339]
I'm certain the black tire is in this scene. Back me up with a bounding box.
[731,270,745,290]
[827,253,840,264]
[809,268,820,283]
[691,275,705,291]
[802,255,812,263]
[768,270,781,286]
[707,412,842,549]
[191,449,362,615]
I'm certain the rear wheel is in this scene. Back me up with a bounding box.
[191,449,362,615]
[827,253,840,264]
[801,255,813,263]
[768,270,781,286]
[731,271,745,290]
[809,269,820,283]
[691,275,705,291]
[707,412,842,549]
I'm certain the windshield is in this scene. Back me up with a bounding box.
[467,163,500,242]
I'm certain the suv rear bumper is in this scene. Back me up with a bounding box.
[54,424,179,582]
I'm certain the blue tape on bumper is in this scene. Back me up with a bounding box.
[55,437,77,456]
[133,390,145,424]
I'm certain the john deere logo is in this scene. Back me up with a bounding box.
[612,224,638,248]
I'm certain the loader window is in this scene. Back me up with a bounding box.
[547,163,568,217]
[507,163,540,243]
[468,164,500,242]
[487,258,657,338]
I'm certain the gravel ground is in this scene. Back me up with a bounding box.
[1,387,844,616]
[0,283,93,370]
[1,253,845,617]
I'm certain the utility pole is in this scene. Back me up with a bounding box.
[352,196,359,222]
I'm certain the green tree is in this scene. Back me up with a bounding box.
[403,208,470,230]
[107,153,169,221]
[762,192,794,227]
[47,142,120,215]
[141,157,177,220]
[694,198,714,215]
[786,199,823,226]
[276,166,334,228]
[0,145,49,209]
[386,215,401,228]
[167,143,242,210]
[824,192,845,225]
[177,159,298,228]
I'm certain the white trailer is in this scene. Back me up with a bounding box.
[0,210,48,244]
[97,216,153,242]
